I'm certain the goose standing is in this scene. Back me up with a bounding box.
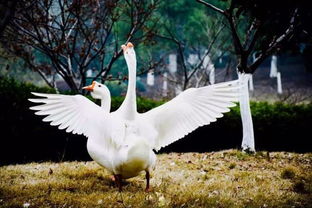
[29,42,240,191]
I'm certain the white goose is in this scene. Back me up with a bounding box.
[29,42,240,191]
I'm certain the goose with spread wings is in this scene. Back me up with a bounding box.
[29,42,240,192]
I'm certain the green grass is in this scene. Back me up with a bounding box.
[0,150,311,208]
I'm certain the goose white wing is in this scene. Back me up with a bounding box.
[29,92,110,138]
[141,80,240,151]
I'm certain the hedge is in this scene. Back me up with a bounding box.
[0,77,311,165]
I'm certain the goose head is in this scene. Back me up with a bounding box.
[121,42,136,68]
[83,81,110,100]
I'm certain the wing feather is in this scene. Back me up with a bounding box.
[29,93,109,137]
[42,109,72,122]
[31,92,64,99]
[141,79,240,151]
[30,103,66,111]
[52,111,76,127]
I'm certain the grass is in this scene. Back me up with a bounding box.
[0,149,311,208]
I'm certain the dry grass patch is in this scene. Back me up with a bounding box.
[0,149,311,208]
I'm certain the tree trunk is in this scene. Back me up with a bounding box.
[63,75,78,92]
[238,72,255,152]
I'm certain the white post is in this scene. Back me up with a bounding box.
[86,69,93,78]
[270,55,283,94]
[248,75,254,91]
[270,55,278,78]
[162,72,168,97]
[168,54,177,74]
[187,54,198,66]
[194,71,201,88]
[147,70,154,86]
[277,72,283,94]
[203,52,215,84]
[209,66,215,85]
[238,72,255,152]
[218,50,223,64]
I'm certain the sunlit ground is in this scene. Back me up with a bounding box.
[0,149,311,208]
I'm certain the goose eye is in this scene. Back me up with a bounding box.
[98,85,101,87]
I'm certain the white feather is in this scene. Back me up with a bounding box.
[141,80,240,151]
[29,94,109,138]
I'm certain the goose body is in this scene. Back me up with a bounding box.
[86,114,156,179]
[29,42,240,191]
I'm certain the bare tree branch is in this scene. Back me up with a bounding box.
[249,8,298,73]
[195,0,224,15]
[1,0,160,92]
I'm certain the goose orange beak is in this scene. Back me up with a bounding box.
[82,81,96,92]
[127,42,134,48]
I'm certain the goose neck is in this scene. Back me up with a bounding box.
[101,95,111,112]
[120,57,137,120]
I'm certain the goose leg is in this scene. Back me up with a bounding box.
[114,174,123,192]
[145,170,151,192]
